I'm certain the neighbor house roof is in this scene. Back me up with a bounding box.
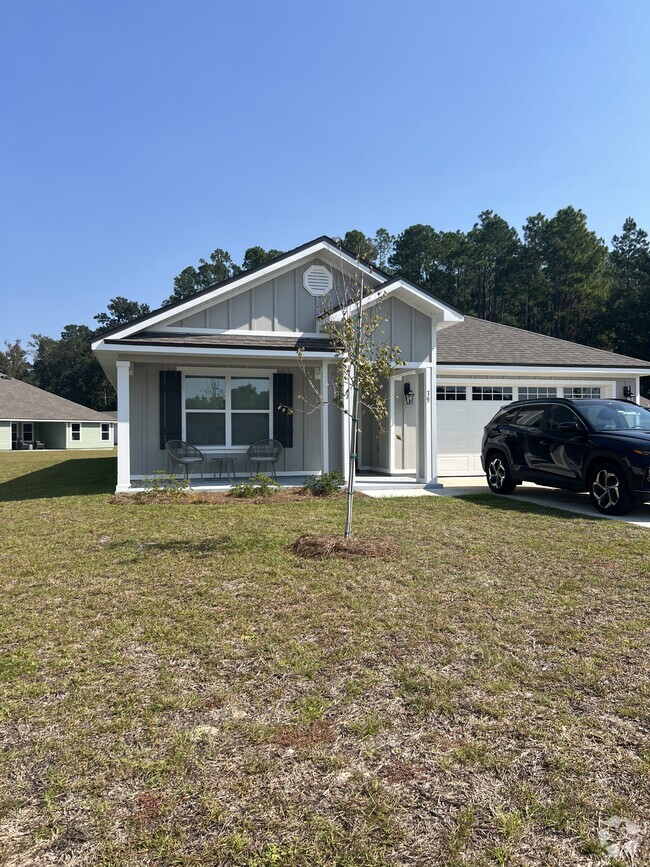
[437,317,650,369]
[0,375,114,422]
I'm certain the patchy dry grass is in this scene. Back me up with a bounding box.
[1,450,650,865]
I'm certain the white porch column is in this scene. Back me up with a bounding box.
[424,366,433,482]
[320,361,329,474]
[636,376,641,405]
[116,361,131,492]
[342,364,352,483]
[427,341,440,488]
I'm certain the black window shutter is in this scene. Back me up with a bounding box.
[160,371,182,448]
[273,373,293,448]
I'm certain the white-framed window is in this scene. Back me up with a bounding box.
[101,423,111,441]
[563,387,601,399]
[22,423,33,442]
[518,386,557,400]
[437,386,466,401]
[71,423,81,442]
[184,373,271,447]
[472,386,513,401]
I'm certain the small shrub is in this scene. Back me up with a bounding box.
[142,471,189,496]
[302,470,345,497]
[228,473,281,498]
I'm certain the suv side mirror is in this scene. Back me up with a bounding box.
[558,421,583,432]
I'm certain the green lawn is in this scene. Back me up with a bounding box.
[1,451,649,866]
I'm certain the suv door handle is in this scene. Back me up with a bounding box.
[539,438,551,445]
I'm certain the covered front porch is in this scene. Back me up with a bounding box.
[114,356,441,493]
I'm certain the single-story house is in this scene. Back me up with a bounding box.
[0,375,116,451]
[91,236,650,492]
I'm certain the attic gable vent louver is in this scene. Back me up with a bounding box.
[303,264,333,297]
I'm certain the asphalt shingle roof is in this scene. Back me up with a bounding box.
[437,316,650,368]
[0,376,112,422]
[111,319,650,371]
[107,333,333,352]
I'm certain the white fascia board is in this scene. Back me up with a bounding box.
[96,240,384,343]
[94,341,336,361]
[326,282,463,324]
[438,364,650,377]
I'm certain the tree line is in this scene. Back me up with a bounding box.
[2,208,649,410]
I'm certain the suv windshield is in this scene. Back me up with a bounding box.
[579,402,650,432]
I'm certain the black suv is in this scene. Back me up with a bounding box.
[481,398,650,515]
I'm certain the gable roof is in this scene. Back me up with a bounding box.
[92,236,390,345]
[437,317,650,369]
[324,275,463,324]
[0,376,114,422]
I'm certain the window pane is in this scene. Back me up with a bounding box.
[231,377,270,410]
[186,413,225,445]
[516,407,545,428]
[519,387,557,399]
[472,387,513,401]
[437,386,466,400]
[548,405,582,430]
[232,413,269,445]
[563,387,601,399]
[185,376,225,409]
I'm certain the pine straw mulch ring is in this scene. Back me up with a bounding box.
[289,533,401,560]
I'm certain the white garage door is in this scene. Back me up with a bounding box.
[436,382,614,476]
[437,386,512,475]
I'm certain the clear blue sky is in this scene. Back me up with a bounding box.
[2,0,649,348]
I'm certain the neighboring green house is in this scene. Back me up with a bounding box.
[0,374,115,451]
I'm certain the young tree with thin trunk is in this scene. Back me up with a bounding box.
[298,262,404,538]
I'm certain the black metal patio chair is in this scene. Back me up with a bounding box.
[246,439,283,480]
[165,440,206,486]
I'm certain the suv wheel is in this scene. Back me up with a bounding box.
[589,462,633,516]
[486,453,517,495]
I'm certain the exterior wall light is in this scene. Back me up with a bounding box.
[404,381,414,405]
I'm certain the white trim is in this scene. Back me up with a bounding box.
[321,361,329,474]
[116,361,131,492]
[424,366,432,482]
[176,365,275,376]
[94,339,336,361]
[438,364,650,376]
[326,280,463,325]
[181,370,273,448]
[91,239,382,345]
[388,375,395,474]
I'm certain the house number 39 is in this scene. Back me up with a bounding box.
[426,390,431,403]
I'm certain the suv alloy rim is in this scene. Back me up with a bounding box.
[488,457,506,490]
[591,468,621,511]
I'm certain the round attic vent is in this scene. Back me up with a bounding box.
[303,264,333,296]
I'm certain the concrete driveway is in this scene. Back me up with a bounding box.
[438,476,650,528]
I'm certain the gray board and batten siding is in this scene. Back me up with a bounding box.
[168,258,380,335]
